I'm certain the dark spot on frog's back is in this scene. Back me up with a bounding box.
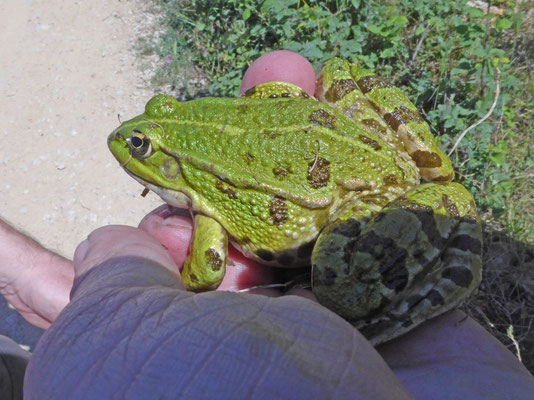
[361,119,387,135]
[449,234,482,255]
[325,79,357,102]
[318,265,337,286]
[442,194,459,217]
[355,231,409,292]
[263,129,281,139]
[356,75,391,94]
[256,249,275,262]
[426,289,445,306]
[237,104,249,115]
[331,219,363,238]
[245,152,255,164]
[383,174,398,185]
[411,150,442,168]
[359,135,382,151]
[383,106,424,131]
[406,208,447,249]
[215,180,237,199]
[273,163,291,180]
[269,197,288,226]
[442,266,473,288]
[307,157,330,189]
[309,109,336,130]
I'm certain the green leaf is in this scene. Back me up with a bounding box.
[367,24,383,35]
[466,7,485,18]
[415,25,426,35]
[260,0,298,13]
[242,8,251,21]
[380,47,396,59]
[301,40,324,59]
[494,18,512,31]
[489,152,505,166]
[388,15,408,28]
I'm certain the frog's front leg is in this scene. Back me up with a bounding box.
[312,183,482,345]
[181,214,228,292]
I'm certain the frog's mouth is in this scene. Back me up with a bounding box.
[124,169,193,209]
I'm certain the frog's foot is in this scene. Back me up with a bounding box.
[241,81,311,99]
[181,214,228,292]
[312,182,482,345]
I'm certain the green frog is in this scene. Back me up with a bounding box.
[108,57,482,345]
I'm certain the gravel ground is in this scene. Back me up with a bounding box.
[0,0,163,258]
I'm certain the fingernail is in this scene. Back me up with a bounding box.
[73,240,90,265]
[161,217,192,229]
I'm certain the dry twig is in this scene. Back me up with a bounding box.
[448,67,501,156]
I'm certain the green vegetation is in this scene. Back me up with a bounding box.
[140,0,533,370]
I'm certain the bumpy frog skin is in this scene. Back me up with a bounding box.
[108,57,482,345]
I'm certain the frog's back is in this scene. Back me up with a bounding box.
[147,95,419,208]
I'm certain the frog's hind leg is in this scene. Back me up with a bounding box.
[312,182,482,345]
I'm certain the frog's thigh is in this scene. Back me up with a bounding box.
[182,214,228,292]
[312,183,482,345]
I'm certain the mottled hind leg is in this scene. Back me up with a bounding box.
[312,182,482,345]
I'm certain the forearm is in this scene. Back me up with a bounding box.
[0,218,73,328]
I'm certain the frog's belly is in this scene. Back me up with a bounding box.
[230,238,316,268]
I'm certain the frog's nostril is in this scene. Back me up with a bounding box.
[115,131,122,139]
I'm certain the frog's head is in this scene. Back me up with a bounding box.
[107,94,193,207]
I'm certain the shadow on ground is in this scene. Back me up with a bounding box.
[463,226,534,375]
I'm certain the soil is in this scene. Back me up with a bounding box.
[0,0,163,258]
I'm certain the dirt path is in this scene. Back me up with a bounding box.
[0,0,162,257]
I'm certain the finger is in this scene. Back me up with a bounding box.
[240,50,316,95]
[73,225,179,279]
[138,205,193,268]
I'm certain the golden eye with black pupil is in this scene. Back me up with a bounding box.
[128,131,152,160]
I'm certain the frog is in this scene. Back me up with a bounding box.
[107,57,482,345]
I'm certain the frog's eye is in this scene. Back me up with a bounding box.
[128,131,153,160]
